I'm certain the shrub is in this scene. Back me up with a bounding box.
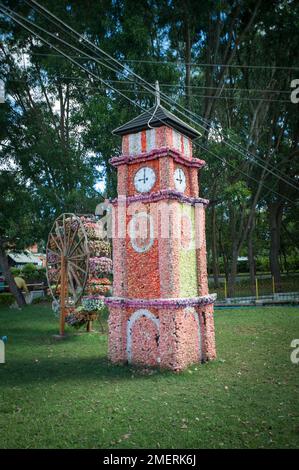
[21,264,46,283]
[285,253,299,272]
[0,293,15,306]
[10,267,22,277]
[21,263,38,278]
[256,256,270,272]
[36,267,47,281]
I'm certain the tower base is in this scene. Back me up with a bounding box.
[105,295,216,371]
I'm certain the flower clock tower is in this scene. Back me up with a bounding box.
[105,86,216,371]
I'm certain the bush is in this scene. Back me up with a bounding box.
[21,264,46,283]
[285,253,299,272]
[10,267,22,277]
[256,256,270,272]
[21,263,38,279]
[0,293,15,306]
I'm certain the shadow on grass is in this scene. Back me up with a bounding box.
[0,355,177,387]
[3,329,108,347]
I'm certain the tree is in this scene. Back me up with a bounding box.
[0,170,40,306]
[1,0,298,301]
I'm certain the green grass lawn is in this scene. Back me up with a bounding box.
[0,303,299,449]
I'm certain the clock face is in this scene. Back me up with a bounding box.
[174,168,186,192]
[134,167,156,193]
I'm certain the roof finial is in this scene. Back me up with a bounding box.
[155,80,160,106]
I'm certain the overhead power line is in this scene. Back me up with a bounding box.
[0,1,297,201]
[2,67,292,94]
[103,90,292,103]
[4,2,295,194]
[24,0,298,192]
[2,77,292,103]
[4,0,298,192]
[21,51,299,71]
[25,0,298,190]
[6,12,299,202]
[10,51,297,88]
[104,58,299,72]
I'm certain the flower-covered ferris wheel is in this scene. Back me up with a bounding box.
[46,213,112,336]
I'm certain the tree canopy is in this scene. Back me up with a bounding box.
[0,0,298,298]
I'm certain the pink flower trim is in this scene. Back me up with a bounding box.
[104,294,216,309]
[111,189,209,207]
[110,147,205,169]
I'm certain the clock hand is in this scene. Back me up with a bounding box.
[176,170,183,184]
[138,168,148,184]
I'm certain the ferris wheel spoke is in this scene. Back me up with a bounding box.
[68,253,87,261]
[47,259,62,268]
[69,260,87,276]
[68,272,76,298]
[69,244,85,258]
[55,220,65,252]
[68,263,82,291]
[63,214,71,249]
[67,222,80,256]
[53,271,62,295]
[49,233,63,253]
[62,214,67,247]
[47,247,61,256]
[69,236,86,258]
[66,215,73,250]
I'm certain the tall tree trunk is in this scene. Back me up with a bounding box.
[211,205,219,287]
[0,243,26,307]
[248,215,256,295]
[227,204,238,298]
[228,246,238,298]
[226,155,269,298]
[268,202,283,286]
[281,243,289,274]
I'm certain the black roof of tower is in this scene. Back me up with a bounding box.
[112,104,201,140]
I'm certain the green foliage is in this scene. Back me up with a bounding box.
[21,264,37,276]
[0,293,14,306]
[285,253,299,272]
[0,171,40,250]
[0,0,298,291]
[10,267,21,277]
[256,256,270,273]
[10,264,46,283]
[22,266,46,283]
[224,181,251,204]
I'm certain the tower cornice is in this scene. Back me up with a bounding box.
[109,147,205,169]
[105,294,216,309]
[110,189,209,207]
